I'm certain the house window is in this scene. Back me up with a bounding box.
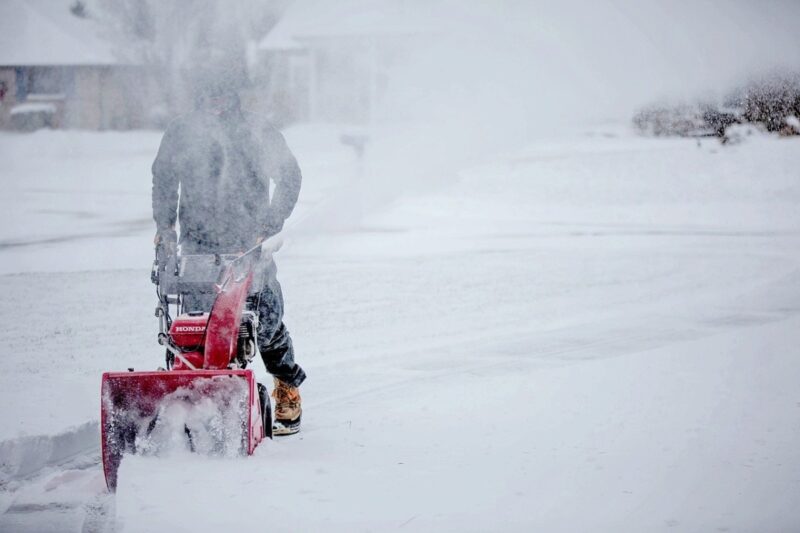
[28,67,69,96]
[13,68,71,102]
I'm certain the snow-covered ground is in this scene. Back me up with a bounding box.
[1,125,799,532]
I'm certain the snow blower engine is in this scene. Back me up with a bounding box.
[100,241,276,491]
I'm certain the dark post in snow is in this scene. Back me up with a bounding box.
[340,132,370,227]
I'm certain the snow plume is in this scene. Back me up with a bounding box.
[90,0,800,222]
[133,377,250,458]
[94,0,284,118]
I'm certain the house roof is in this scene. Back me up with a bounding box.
[258,0,442,50]
[0,0,118,67]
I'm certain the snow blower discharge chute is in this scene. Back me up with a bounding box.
[101,242,275,491]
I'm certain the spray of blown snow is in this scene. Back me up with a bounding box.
[135,377,249,458]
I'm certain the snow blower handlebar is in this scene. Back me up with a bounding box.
[151,236,283,287]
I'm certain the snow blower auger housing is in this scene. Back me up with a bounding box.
[101,242,276,491]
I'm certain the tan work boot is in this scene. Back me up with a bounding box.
[272,378,302,436]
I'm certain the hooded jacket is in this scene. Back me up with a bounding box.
[152,109,301,251]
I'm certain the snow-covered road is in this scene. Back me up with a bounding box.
[1,126,799,531]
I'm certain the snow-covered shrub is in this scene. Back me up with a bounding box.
[634,72,800,139]
[738,73,800,135]
[632,103,712,137]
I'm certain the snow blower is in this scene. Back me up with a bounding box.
[101,241,277,491]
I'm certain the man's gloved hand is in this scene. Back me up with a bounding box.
[154,226,178,255]
[257,215,284,245]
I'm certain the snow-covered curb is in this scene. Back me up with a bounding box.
[0,421,98,483]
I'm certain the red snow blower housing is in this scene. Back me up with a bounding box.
[101,242,276,491]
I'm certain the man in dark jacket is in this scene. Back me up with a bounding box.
[151,80,305,435]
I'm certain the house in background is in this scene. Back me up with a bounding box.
[0,0,150,130]
[256,0,439,126]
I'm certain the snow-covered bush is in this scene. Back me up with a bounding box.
[738,73,800,135]
[634,72,800,139]
[632,103,713,137]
